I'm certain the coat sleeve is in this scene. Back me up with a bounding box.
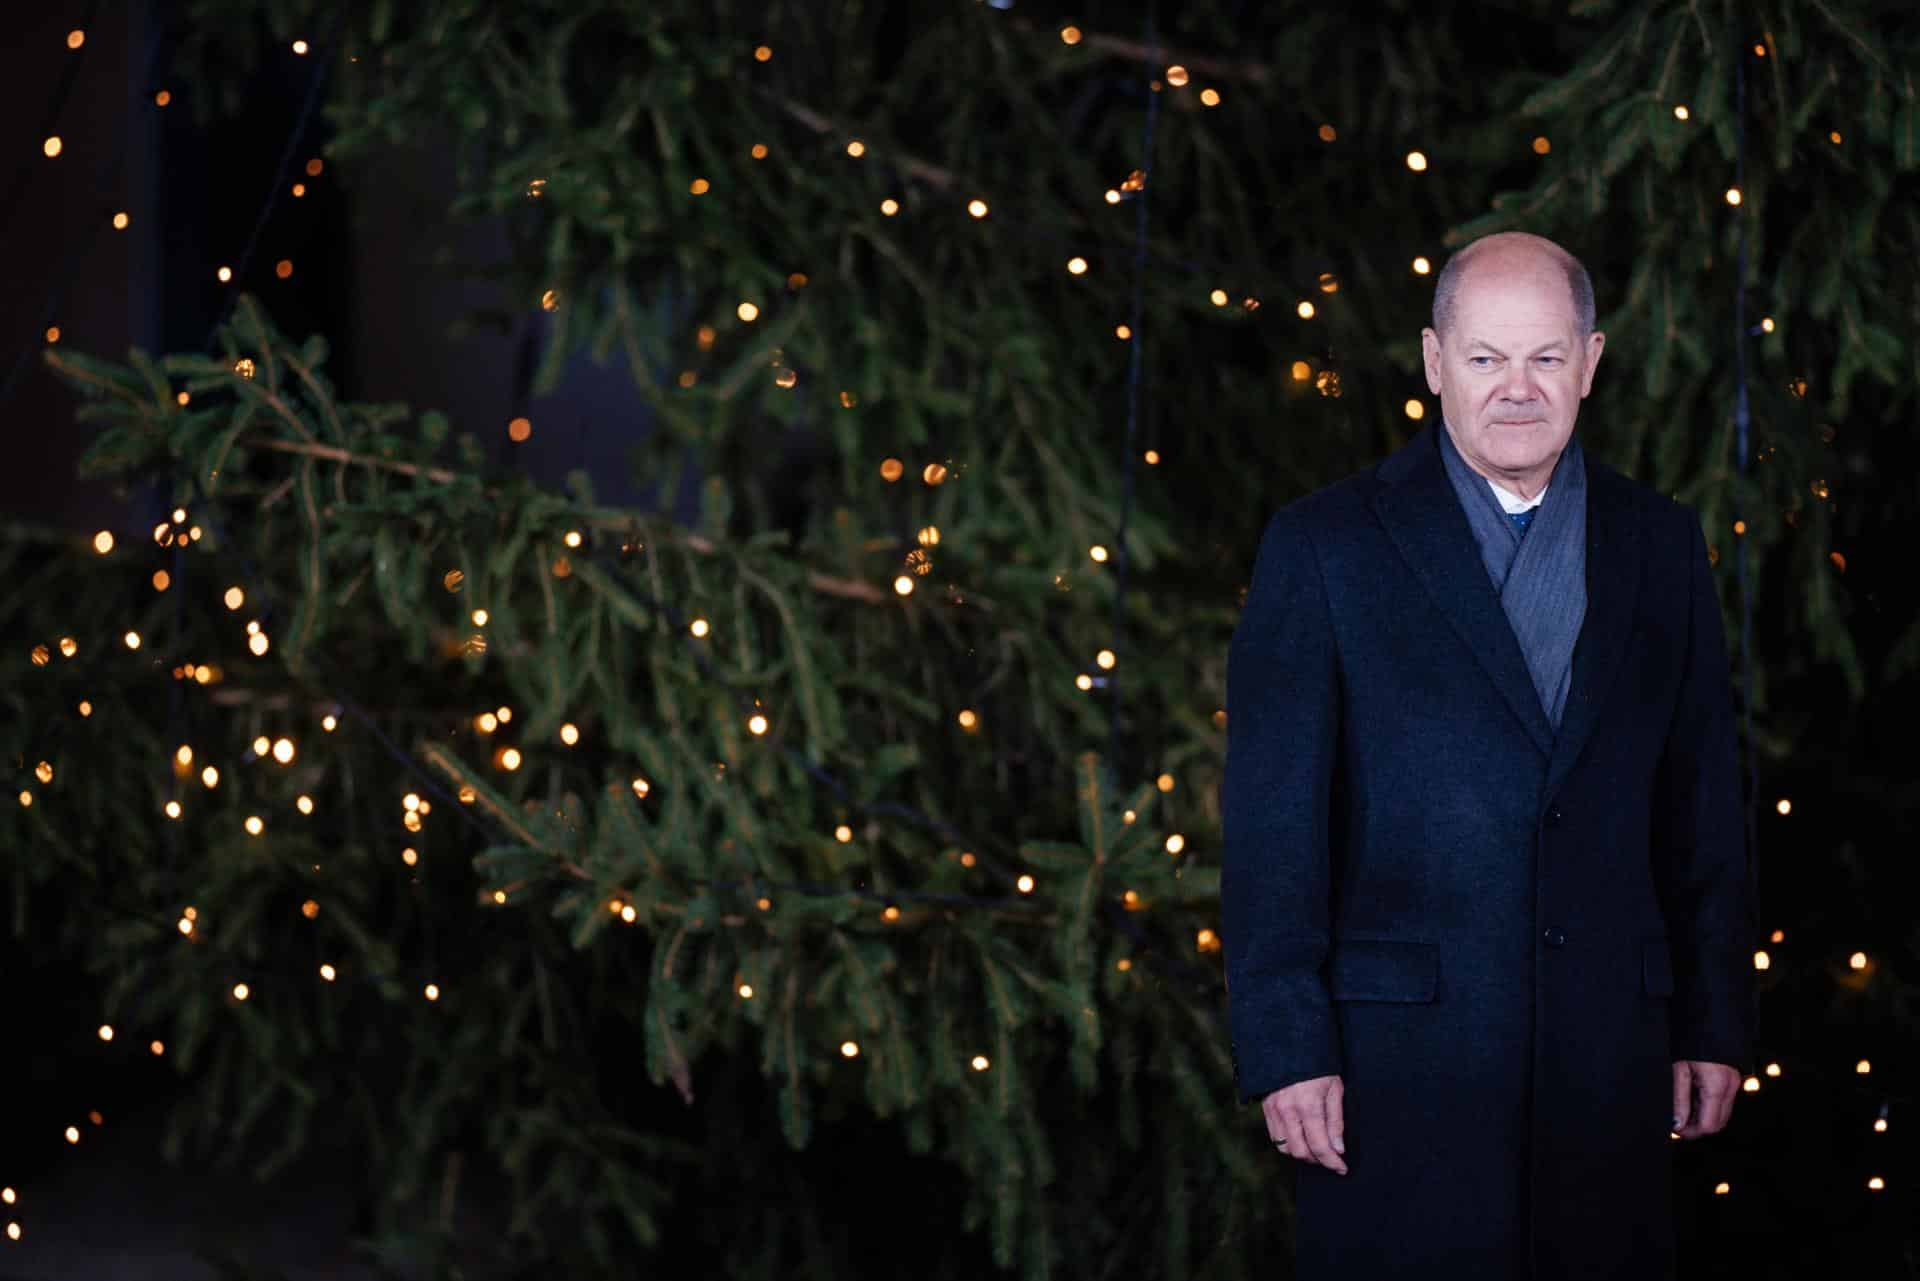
[1219,507,1343,1105]
[1652,507,1761,1077]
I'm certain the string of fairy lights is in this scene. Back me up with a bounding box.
[4,6,1907,1251]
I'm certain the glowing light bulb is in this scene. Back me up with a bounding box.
[737,301,760,322]
[1406,151,1428,172]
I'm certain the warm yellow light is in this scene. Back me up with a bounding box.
[401,847,418,867]
[1318,123,1337,142]
[1850,951,1868,970]
[1405,399,1426,420]
[841,1041,860,1058]
[499,747,522,771]
[620,905,637,923]
[1297,300,1316,319]
[471,608,489,627]
[1076,674,1094,691]
[1830,130,1843,145]
[272,737,294,764]
[1094,649,1116,670]
[177,917,193,936]
[957,708,979,730]
[1104,188,1121,204]
[43,136,63,158]
[232,983,250,1001]
[750,142,768,159]
[882,905,901,923]
[1209,288,1229,307]
[1200,87,1221,107]
[1856,1059,1871,1074]
[1059,25,1082,44]
[1089,544,1109,563]
[1067,256,1088,275]
[1016,875,1035,894]
[1742,1075,1760,1092]
[201,765,219,788]
[244,815,264,836]
[1674,104,1690,120]
[92,529,117,554]
[1156,773,1175,793]
[846,140,866,157]
[1144,449,1159,464]
[1713,1182,1730,1195]
[1531,136,1551,155]
[507,416,532,442]
[1725,187,1742,206]
[1776,798,1791,815]
[122,630,142,650]
[318,963,336,982]
[748,713,769,735]
[252,734,272,757]
[1406,150,1428,171]
[1868,1176,1885,1191]
[893,575,914,596]
[967,199,989,218]
[1165,833,1186,854]
[216,265,232,282]
[1115,324,1131,340]
[496,706,512,722]
[738,983,754,999]
[98,1024,113,1042]
[736,301,760,322]
[754,44,772,61]
[881,198,899,216]
[1753,950,1770,970]
[1165,65,1190,86]
[292,39,309,54]
[164,800,182,819]
[560,722,580,745]
[425,984,440,1002]
[688,177,711,195]
[64,1127,79,1144]
[1765,1062,1780,1077]
[1289,360,1313,382]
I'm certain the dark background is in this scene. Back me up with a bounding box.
[2,2,1915,1278]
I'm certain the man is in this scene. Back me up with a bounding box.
[1219,231,1758,1280]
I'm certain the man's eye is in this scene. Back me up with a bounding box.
[1536,357,1563,368]
[1468,357,1495,370]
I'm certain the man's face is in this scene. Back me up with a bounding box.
[1420,256,1605,490]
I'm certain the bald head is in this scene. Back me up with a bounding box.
[1432,232,1595,338]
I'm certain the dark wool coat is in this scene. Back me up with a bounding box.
[1219,424,1759,1281]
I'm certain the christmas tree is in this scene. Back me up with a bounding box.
[4,2,1914,1276]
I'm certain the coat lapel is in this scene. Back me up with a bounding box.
[1543,465,1642,801]
[1371,428,1555,758]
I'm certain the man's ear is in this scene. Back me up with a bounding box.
[1579,330,1606,397]
[1421,327,1444,396]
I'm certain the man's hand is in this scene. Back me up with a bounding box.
[1671,1060,1740,1138]
[1262,1075,1348,1174]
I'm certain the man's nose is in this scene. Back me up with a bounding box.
[1498,366,1538,401]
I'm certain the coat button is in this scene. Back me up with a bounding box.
[1543,927,1567,947]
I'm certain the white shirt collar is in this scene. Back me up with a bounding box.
[1487,477,1547,514]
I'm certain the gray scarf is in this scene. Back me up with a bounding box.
[1437,424,1587,730]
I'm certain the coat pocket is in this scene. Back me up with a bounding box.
[1641,938,1674,998]
[1325,937,1439,1003]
